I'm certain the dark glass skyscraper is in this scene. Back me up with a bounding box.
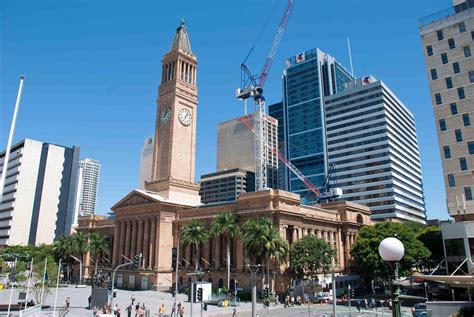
[269,48,353,203]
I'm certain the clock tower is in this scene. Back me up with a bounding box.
[146,20,200,205]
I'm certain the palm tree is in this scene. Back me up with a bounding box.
[53,235,73,282]
[266,231,289,295]
[88,233,109,275]
[241,217,274,290]
[210,211,240,290]
[181,219,209,271]
[72,232,89,283]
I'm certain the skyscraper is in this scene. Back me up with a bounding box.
[216,114,278,189]
[73,158,100,227]
[138,136,153,189]
[269,48,353,203]
[325,76,426,223]
[420,0,474,220]
[0,139,79,245]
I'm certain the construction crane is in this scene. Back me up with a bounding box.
[239,114,342,204]
[236,0,295,191]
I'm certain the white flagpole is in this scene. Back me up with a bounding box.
[53,259,61,317]
[24,258,33,311]
[40,258,47,304]
[0,75,25,204]
[7,257,17,316]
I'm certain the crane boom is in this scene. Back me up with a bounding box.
[258,0,295,88]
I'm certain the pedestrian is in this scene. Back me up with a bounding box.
[131,294,135,305]
[179,302,184,317]
[113,304,118,315]
[171,302,176,317]
[135,302,140,317]
[232,306,238,317]
[138,306,144,317]
[356,300,361,312]
[159,304,165,317]
[66,297,71,308]
[126,304,132,317]
[93,306,98,317]
[88,296,91,309]
[364,297,368,309]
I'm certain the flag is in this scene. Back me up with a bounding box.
[362,76,371,84]
[296,52,305,63]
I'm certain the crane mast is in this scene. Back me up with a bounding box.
[236,0,295,191]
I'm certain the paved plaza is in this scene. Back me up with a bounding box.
[0,285,415,316]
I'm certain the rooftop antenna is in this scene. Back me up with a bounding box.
[347,38,354,78]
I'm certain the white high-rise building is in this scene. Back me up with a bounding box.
[325,76,426,223]
[138,137,153,189]
[0,139,80,245]
[73,158,100,226]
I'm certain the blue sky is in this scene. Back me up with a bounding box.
[1,0,450,219]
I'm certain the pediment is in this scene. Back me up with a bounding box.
[112,190,164,210]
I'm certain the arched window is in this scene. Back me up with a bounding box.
[218,278,224,288]
[356,214,363,224]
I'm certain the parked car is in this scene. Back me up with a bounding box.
[412,303,428,317]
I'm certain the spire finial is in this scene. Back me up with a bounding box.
[180,18,185,26]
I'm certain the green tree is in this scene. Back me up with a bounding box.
[88,233,109,275]
[267,231,289,294]
[181,219,209,271]
[241,217,278,291]
[416,226,444,265]
[210,211,240,290]
[53,235,74,282]
[350,222,430,279]
[290,235,335,280]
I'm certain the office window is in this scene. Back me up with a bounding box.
[456,129,463,142]
[435,93,442,105]
[442,53,448,64]
[464,46,472,57]
[459,22,467,33]
[470,71,474,83]
[446,77,453,89]
[451,103,458,115]
[449,38,456,49]
[448,174,456,187]
[464,114,471,126]
[465,187,473,200]
[426,45,433,56]
[453,62,461,73]
[460,157,468,171]
[437,30,444,40]
[430,69,437,80]
[439,119,447,131]
[444,145,451,159]
[458,87,466,99]
[469,142,474,154]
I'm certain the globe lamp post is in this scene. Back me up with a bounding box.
[378,237,405,317]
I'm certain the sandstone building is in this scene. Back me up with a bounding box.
[77,21,371,292]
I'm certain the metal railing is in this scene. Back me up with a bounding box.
[419,1,473,27]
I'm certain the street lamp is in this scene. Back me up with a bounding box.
[378,237,405,317]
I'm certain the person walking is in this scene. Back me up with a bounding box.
[131,294,135,305]
[356,300,361,312]
[178,302,184,317]
[171,302,176,317]
[159,304,165,317]
[126,304,132,317]
[66,297,71,308]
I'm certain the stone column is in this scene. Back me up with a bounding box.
[213,237,220,268]
[317,229,321,239]
[301,228,306,237]
[143,218,150,269]
[344,233,350,268]
[149,216,156,269]
[130,219,138,258]
[292,227,298,243]
[137,219,144,261]
[118,220,126,264]
[112,220,121,266]
[154,217,160,270]
[124,221,132,260]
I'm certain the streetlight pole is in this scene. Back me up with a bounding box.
[174,228,193,316]
[378,237,405,317]
[71,255,83,285]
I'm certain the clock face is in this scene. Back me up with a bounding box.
[178,108,192,126]
[160,108,171,124]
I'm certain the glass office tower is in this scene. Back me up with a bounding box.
[269,48,353,203]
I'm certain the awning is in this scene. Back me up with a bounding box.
[412,273,474,288]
